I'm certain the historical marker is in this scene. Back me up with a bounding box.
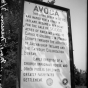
[18,0,75,88]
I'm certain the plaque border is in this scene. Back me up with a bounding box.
[17,0,75,88]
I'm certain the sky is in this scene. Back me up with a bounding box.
[44,0,87,71]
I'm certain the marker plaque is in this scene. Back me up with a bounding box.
[18,0,75,88]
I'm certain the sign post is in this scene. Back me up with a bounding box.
[18,0,75,88]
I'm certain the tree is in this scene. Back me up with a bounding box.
[74,64,87,86]
[1,0,22,88]
[74,64,81,86]
[47,0,55,4]
[79,69,87,86]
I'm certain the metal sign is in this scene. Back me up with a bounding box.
[18,0,75,88]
